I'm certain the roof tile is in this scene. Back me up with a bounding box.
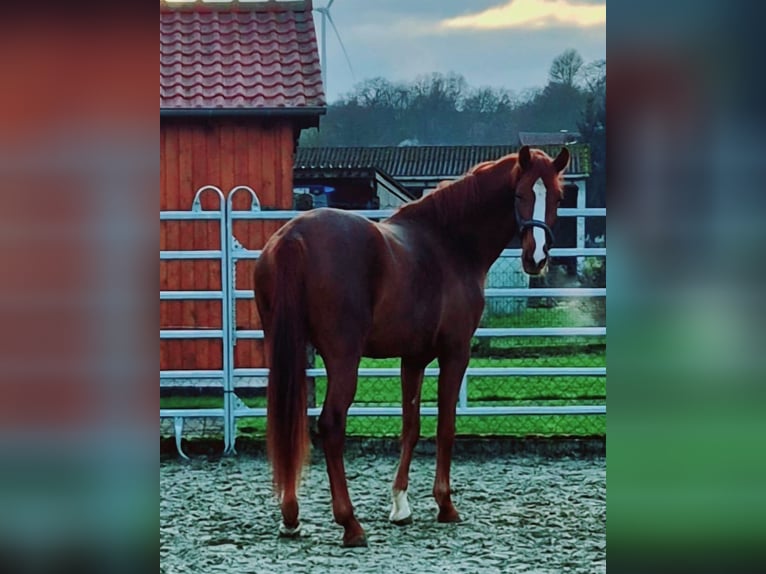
[160,2,325,110]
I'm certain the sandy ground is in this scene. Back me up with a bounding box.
[161,449,605,573]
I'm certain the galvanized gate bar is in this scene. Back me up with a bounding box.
[160,185,232,458]
[160,370,225,379]
[160,250,223,260]
[230,287,606,299]
[232,327,606,340]
[227,247,606,260]
[223,186,262,454]
[160,330,225,339]
[161,211,222,220]
[160,291,225,300]
[231,367,606,377]
[227,207,606,221]
[233,405,606,417]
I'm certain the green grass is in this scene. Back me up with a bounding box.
[161,396,224,409]
[161,306,606,438]
[233,414,605,439]
[481,305,604,329]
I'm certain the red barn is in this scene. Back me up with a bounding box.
[160,0,325,378]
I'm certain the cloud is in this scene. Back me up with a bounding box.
[441,0,606,31]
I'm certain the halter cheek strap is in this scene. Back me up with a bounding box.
[514,194,556,247]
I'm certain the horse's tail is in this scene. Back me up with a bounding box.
[266,236,309,496]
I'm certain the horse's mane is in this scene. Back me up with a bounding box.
[389,172,483,228]
[388,153,518,229]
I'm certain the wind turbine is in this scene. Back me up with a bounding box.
[314,0,355,97]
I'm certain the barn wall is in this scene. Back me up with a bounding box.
[160,119,296,374]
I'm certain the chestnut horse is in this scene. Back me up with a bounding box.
[254,146,570,546]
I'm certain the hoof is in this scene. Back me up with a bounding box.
[390,515,413,526]
[437,509,462,523]
[278,523,302,538]
[342,533,368,548]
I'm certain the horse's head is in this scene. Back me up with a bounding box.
[513,146,570,275]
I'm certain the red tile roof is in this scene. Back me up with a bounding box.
[160,1,325,111]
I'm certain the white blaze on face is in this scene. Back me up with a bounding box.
[390,489,412,522]
[531,178,548,265]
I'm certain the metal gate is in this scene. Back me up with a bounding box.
[161,186,606,458]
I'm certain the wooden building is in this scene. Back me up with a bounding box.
[160,0,324,378]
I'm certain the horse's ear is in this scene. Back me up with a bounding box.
[553,147,570,173]
[519,146,532,171]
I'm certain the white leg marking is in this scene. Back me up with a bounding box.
[532,178,548,265]
[390,489,412,522]
[279,522,302,536]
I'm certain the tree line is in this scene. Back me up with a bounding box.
[301,49,605,209]
[302,49,604,147]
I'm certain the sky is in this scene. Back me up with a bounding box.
[315,0,606,103]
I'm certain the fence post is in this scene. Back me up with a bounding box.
[458,374,468,411]
[576,178,587,276]
[224,186,261,454]
[306,345,318,436]
[190,186,231,455]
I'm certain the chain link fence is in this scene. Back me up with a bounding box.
[229,255,606,440]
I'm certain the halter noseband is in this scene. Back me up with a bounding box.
[514,194,555,247]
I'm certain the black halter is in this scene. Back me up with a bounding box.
[514,194,555,246]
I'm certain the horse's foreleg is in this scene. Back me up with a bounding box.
[319,357,367,547]
[390,361,425,525]
[433,351,469,523]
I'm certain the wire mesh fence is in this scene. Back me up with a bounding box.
[229,256,606,439]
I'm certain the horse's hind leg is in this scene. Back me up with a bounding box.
[279,491,300,538]
[319,354,367,547]
[390,359,425,525]
[433,349,470,523]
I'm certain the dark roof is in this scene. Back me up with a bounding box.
[518,131,581,146]
[295,144,590,178]
[160,0,325,112]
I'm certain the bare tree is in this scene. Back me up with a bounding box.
[549,49,584,87]
[463,87,510,113]
[352,77,400,108]
[411,72,468,111]
[580,59,606,94]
